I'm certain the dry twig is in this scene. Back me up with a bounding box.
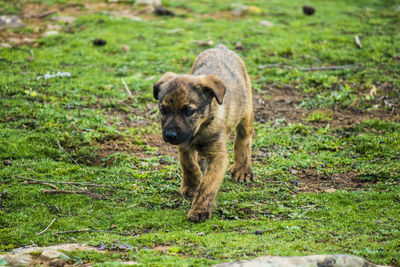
[15,175,112,188]
[24,11,57,19]
[23,181,59,189]
[298,65,356,71]
[264,180,297,193]
[354,35,362,49]
[41,189,103,199]
[36,218,56,235]
[258,64,357,71]
[122,79,133,98]
[54,228,136,236]
[56,139,79,165]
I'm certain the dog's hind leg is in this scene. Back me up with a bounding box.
[230,110,254,183]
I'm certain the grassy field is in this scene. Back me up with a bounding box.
[1,0,399,266]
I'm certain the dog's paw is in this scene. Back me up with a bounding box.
[187,208,212,222]
[180,185,198,200]
[230,165,254,183]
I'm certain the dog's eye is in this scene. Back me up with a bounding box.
[160,107,169,116]
[183,107,195,117]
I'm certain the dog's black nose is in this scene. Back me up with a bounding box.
[164,130,178,142]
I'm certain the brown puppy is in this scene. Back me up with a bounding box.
[153,44,253,222]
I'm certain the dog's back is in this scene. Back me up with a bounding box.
[191,44,252,134]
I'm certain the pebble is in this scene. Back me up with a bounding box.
[0,15,26,29]
[303,5,316,15]
[259,20,274,27]
[3,159,12,166]
[93,38,107,46]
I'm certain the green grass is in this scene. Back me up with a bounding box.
[1,0,400,266]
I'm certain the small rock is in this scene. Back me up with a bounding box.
[3,254,33,267]
[303,5,316,15]
[93,38,107,46]
[3,159,12,166]
[232,5,262,16]
[96,243,108,251]
[232,6,247,16]
[41,31,59,37]
[135,0,161,7]
[212,255,387,267]
[41,250,66,260]
[122,44,130,52]
[0,15,26,30]
[235,41,244,50]
[259,20,274,27]
[197,232,205,236]
[130,16,143,22]
[49,259,65,267]
[255,230,264,235]
[155,6,175,17]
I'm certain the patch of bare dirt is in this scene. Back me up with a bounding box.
[153,245,171,254]
[1,1,152,48]
[295,169,369,193]
[254,83,400,127]
[97,102,177,165]
[96,134,177,166]
[254,83,305,124]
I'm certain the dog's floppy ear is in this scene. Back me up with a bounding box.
[198,75,226,105]
[153,72,176,100]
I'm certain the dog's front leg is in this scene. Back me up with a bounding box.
[187,140,228,222]
[179,147,202,199]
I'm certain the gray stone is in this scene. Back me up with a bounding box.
[0,16,26,30]
[259,20,274,27]
[41,249,66,260]
[5,244,100,266]
[212,255,387,267]
[2,254,33,267]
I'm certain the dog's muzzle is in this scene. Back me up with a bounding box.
[162,129,191,145]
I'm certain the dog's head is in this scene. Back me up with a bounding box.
[153,72,226,145]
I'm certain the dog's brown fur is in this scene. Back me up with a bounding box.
[153,45,253,222]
